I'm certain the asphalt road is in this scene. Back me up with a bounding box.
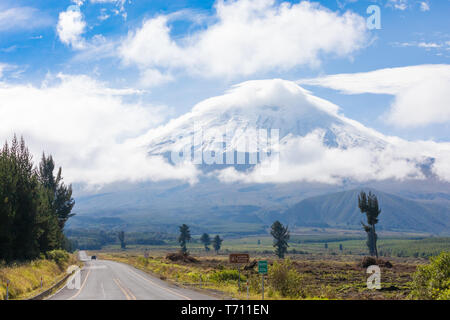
[50,251,216,300]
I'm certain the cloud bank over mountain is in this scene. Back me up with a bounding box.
[1,75,449,187]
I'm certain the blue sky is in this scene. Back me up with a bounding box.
[1,0,448,141]
[0,0,449,186]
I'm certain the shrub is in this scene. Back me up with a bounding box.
[248,274,262,293]
[46,250,70,268]
[210,269,245,283]
[410,251,450,300]
[268,259,304,298]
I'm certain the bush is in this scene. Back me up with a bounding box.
[46,250,70,268]
[268,259,304,298]
[210,269,245,283]
[410,251,450,300]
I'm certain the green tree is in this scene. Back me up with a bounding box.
[270,221,290,259]
[200,233,211,252]
[118,231,126,249]
[358,191,381,258]
[212,235,223,254]
[38,154,75,231]
[410,252,450,300]
[178,224,191,253]
[0,137,40,260]
[0,136,74,262]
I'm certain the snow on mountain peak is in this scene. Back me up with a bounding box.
[146,79,387,155]
[139,79,449,185]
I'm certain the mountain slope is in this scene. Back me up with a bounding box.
[283,189,450,234]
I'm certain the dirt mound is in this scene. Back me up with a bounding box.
[359,257,393,268]
[378,259,393,268]
[165,252,199,263]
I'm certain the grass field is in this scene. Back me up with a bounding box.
[97,250,425,300]
[100,232,450,259]
[94,234,450,300]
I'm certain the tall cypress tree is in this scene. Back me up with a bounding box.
[270,221,290,259]
[38,154,75,245]
[200,233,211,252]
[212,235,223,254]
[38,154,75,228]
[9,136,41,259]
[358,191,381,258]
[178,224,191,253]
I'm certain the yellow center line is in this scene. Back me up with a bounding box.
[126,267,191,300]
[113,278,136,300]
[69,267,91,300]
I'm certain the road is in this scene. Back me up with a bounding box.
[50,251,216,300]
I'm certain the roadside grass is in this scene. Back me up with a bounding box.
[0,252,77,300]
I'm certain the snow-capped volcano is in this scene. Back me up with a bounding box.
[136,79,450,185]
[146,79,389,160]
[73,79,450,234]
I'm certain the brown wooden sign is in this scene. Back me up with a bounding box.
[229,253,250,264]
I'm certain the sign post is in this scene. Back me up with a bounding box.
[229,254,250,293]
[262,275,264,300]
[246,279,249,300]
[6,279,10,300]
[258,260,268,300]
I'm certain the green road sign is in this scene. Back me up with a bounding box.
[258,260,268,274]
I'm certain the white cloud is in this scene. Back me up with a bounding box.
[214,130,443,184]
[420,1,430,11]
[298,64,450,127]
[386,0,430,11]
[1,75,449,187]
[119,0,368,83]
[57,6,87,49]
[387,0,409,10]
[0,63,23,79]
[98,8,110,21]
[417,42,441,48]
[0,6,52,32]
[139,69,174,88]
[71,0,85,6]
[0,74,199,186]
[0,63,9,78]
[90,0,127,19]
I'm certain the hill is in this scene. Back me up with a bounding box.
[282,189,450,234]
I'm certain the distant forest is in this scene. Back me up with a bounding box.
[0,136,75,262]
[66,229,171,250]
